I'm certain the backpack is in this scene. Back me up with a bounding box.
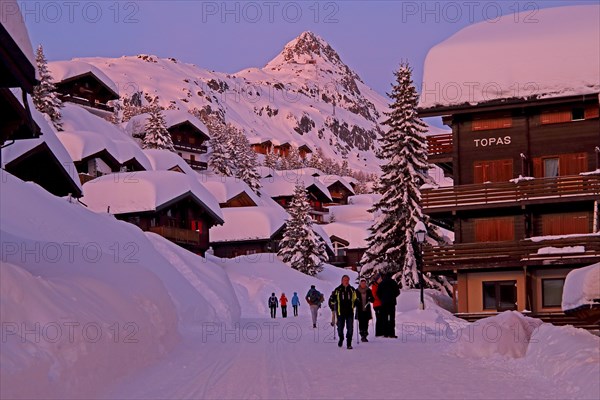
[268,296,277,307]
[309,289,322,305]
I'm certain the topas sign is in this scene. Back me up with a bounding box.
[474,136,511,147]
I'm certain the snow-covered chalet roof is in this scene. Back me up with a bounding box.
[48,60,119,96]
[163,110,209,134]
[1,1,35,67]
[143,149,197,175]
[322,221,371,249]
[317,175,355,194]
[82,170,223,223]
[59,103,151,169]
[210,206,287,243]
[1,90,81,192]
[260,174,332,202]
[199,175,261,206]
[419,5,600,110]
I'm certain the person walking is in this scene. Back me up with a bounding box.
[305,285,324,328]
[268,292,278,319]
[355,278,374,342]
[328,290,337,327]
[333,275,357,349]
[280,293,288,318]
[291,292,300,316]
[377,272,400,338]
[370,274,384,337]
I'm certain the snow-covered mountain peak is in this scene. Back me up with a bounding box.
[264,31,361,84]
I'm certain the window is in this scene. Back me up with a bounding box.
[189,137,196,145]
[190,154,196,162]
[543,158,559,178]
[571,108,585,121]
[191,220,203,233]
[483,281,517,311]
[474,217,515,242]
[533,153,587,177]
[473,159,513,183]
[542,278,565,308]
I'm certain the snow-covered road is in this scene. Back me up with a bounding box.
[104,315,574,399]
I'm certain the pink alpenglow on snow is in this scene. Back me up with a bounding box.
[562,262,600,312]
[419,5,600,109]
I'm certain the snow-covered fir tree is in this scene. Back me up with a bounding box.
[308,147,325,170]
[206,117,234,176]
[339,159,351,176]
[33,45,63,131]
[284,146,304,169]
[278,184,328,276]
[142,99,174,151]
[359,62,440,290]
[264,149,279,170]
[230,126,262,193]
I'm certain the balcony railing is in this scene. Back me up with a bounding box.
[184,159,208,170]
[427,133,453,156]
[423,235,600,272]
[58,94,114,112]
[149,226,201,245]
[422,175,600,212]
[174,141,207,153]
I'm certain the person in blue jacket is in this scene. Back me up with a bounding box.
[291,292,300,316]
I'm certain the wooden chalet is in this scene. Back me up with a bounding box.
[82,171,224,255]
[419,93,600,316]
[319,176,355,205]
[165,111,209,171]
[209,206,287,258]
[50,61,119,114]
[0,3,39,145]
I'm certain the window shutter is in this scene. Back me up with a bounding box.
[532,158,542,178]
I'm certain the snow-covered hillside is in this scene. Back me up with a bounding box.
[52,32,393,172]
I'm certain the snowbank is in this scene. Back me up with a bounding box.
[211,253,356,317]
[562,263,600,311]
[447,311,600,399]
[419,5,600,109]
[450,312,542,359]
[525,324,600,399]
[0,172,239,398]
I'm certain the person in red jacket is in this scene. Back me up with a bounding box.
[370,274,384,337]
[280,293,288,318]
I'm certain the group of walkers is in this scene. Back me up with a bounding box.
[266,272,400,350]
[268,292,300,318]
[329,273,399,349]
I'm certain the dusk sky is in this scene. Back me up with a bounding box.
[23,0,594,97]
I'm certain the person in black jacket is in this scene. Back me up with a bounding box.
[355,278,375,342]
[333,275,357,349]
[377,272,400,338]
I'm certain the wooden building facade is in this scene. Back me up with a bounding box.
[420,94,600,316]
[170,121,209,171]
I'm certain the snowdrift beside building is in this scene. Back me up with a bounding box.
[0,173,239,398]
